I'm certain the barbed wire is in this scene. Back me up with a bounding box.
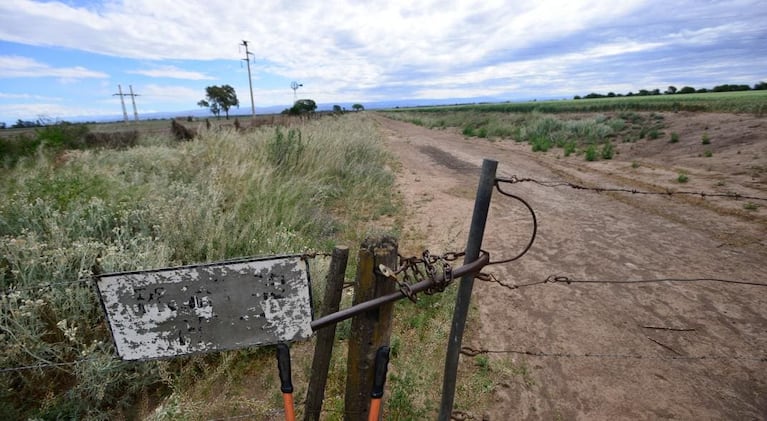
[460,346,767,362]
[496,175,767,202]
[0,355,108,373]
[477,274,767,290]
[0,250,332,298]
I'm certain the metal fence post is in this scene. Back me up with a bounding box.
[438,159,497,420]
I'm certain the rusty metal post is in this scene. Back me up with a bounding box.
[344,236,398,421]
[304,246,349,421]
[438,159,497,420]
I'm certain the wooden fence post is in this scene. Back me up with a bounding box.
[304,246,349,421]
[344,236,398,421]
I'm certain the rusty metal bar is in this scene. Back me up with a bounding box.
[310,253,489,332]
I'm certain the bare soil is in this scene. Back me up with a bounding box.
[374,111,767,420]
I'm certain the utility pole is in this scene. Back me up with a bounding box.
[113,84,129,123]
[128,85,139,121]
[113,84,140,122]
[241,40,256,118]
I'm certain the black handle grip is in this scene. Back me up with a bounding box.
[371,346,391,398]
[276,343,293,394]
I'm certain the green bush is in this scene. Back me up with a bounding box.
[669,132,680,143]
[584,145,598,161]
[531,136,552,152]
[677,172,689,183]
[601,141,614,159]
[701,132,711,144]
[563,141,576,157]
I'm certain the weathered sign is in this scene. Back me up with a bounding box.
[96,255,313,361]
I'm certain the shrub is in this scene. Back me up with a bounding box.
[631,160,640,168]
[35,122,89,149]
[677,172,689,183]
[462,125,475,137]
[648,129,660,139]
[669,132,680,143]
[584,145,598,161]
[701,132,710,144]
[704,150,713,157]
[600,141,614,159]
[563,141,576,157]
[84,131,139,149]
[743,202,759,211]
[531,136,552,152]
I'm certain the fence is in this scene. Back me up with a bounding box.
[2,158,766,420]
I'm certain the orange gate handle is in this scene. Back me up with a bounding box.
[276,343,295,421]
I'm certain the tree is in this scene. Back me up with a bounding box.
[678,86,696,94]
[332,104,343,113]
[199,85,239,119]
[665,86,677,94]
[351,103,365,112]
[285,99,317,116]
[753,81,767,90]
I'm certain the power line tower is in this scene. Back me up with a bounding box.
[113,84,129,123]
[241,40,256,118]
[113,84,140,122]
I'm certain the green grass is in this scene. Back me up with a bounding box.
[0,114,397,419]
[386,90,767,115]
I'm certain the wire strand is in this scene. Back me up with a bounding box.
[496,176,767,202]
[460,346,767,362]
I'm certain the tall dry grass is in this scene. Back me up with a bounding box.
[0,114,396,419]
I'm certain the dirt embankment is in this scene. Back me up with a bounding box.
[375,111,766,420]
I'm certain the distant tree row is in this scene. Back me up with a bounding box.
[574,81,766,100]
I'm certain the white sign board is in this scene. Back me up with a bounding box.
[96,255,313,361]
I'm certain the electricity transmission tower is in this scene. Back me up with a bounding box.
[291,81,303,102]
[113,84,140,122]
[241,40,256,118]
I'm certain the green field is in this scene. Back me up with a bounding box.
[388,90,767,115]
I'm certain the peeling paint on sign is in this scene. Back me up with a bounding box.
[96,255,313,361]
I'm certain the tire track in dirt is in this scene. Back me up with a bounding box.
[375,114,767,420]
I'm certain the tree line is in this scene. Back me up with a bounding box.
[574,81,767,100]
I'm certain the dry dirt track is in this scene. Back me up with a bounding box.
[373,114,767,420]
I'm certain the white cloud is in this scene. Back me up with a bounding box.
[0,55,108,79]
[0,0,765,114]
[128,65,213,80]
[140,84,203,104]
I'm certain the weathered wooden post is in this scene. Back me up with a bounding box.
[304,246,349,421]
[344,236,398,421]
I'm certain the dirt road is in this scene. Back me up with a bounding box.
[374,113,767,420]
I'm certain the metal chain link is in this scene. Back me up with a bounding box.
[379,250,465,302]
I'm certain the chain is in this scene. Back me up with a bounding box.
[379,250,465,302]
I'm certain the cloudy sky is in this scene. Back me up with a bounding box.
[0,0,765,124]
